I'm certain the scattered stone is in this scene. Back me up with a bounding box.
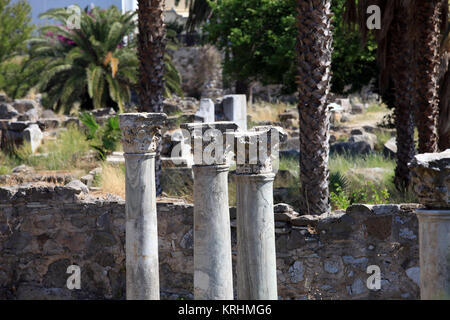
[22,124,43,153]
[65,180,89,194]
[41,109,57,119]
[350,128,364,135]
[81,175,94,187]
[340,113,351,123]
[0,93,8,103]
[274,203,293,214]
[330,141,372,156]
[351,103,365,114]
[383,137,397,158]
[222,94,247,130]
[0,103,19,119]
[405,267,420,287]
[163,101,182,115]
[12,99,40,114]
[18,108,39,122]
[91,108,116,117]
[409,149,450,209]
[195,98,215,123]
[12,165,34,175]
[348,132,377,150]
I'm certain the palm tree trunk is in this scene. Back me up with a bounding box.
[137,0,166,196]
[297,0,333,215]
[391,6,416,190]
[414,0,443,153]
[438,67,450,150]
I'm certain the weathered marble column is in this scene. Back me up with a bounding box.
[181,122,238,300]
[409,149,450,300]
[119,113,167,300]
[230,126,286,300]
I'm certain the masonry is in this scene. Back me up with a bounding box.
[0,184,421,300]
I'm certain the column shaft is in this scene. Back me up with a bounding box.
[125,153,160,300]
[416,210,450,300]
[235,173,278,300]
[193,165,234,300]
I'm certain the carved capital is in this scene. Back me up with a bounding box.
[119,113,167,154]
[227,126,287,175]
[181,121,239,165]
[409,150,450,209]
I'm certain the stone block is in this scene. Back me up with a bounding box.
[0,103,18,119]
[23,124,43,153]
[223,94,247,130]
[409,150,450,209]
[195,98,215,123]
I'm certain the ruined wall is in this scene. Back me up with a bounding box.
[0,184,421,300]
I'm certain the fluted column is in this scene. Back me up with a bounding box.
[181,122,238,300]
[230,126,286,300]
[119,113,167,300]
[409,150,450,300]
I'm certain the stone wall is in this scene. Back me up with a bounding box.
[0,184,421,300]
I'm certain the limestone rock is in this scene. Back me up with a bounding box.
[66,180,89,194]
[41,109,57,119]
[384,137,397,158]
[330,141,372,156]
[409,150,450,209]
[351,103,365,114]
[0,93,8,103]
[22,124,43,153]
[0,103,18,119]
[194,98,215,123]
[12,99,40,114]
[348,132,377,150]
[12,165,34,175]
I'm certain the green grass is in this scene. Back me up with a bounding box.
[373,130,394,152]
[366,103,388,113]
[0,125,93,173]
[273,153,416,210]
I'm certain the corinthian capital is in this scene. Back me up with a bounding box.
[119,113,167,154]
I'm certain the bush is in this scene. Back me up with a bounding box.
[79,112,121,160]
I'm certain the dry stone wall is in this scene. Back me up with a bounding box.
[0,184,421,300]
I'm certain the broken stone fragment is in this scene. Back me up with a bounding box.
[66,180,89,194]
[409,150,450,209]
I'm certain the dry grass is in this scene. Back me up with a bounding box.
[248,101,295,123]
[99,163,125,198]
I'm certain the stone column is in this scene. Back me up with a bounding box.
[119,113,167,300]
[409,150,450,300]
[230,126,286,300]
[181,122,239,300]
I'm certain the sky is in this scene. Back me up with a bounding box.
[14,0,125,26]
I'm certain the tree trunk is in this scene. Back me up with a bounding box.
[438,66,450,150]
[390,5,416,191]
[137,0,166,196]
[296,0,333,216]
[414,0,443,153]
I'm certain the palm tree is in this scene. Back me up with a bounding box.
[344,0,448,188]
[412,0,446,153]
[136,0,166,196]
[438,14,449,150]
[27,6,138,114]
[297,0,333,215]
